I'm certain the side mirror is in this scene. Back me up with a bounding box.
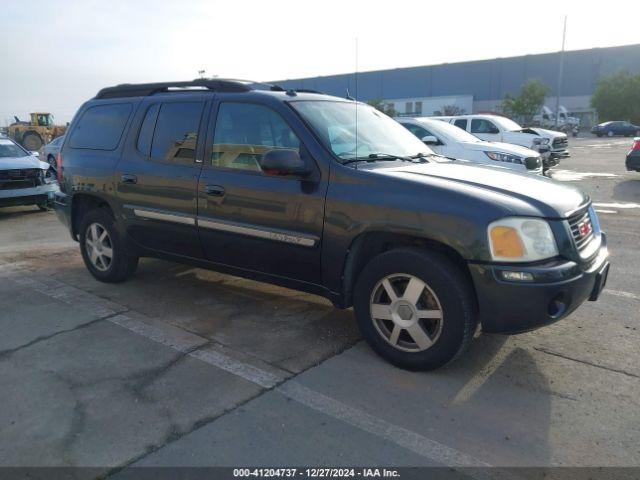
[32,151,40,157]
[259,149,310,177]
[421,135,439,145]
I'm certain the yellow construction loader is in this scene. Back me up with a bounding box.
[7,113,67,151]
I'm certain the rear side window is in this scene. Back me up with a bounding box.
[68,103,132,150]
[150,102,204,161]
[454,119,467,130]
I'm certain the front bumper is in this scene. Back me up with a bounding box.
[0,183,59,207]
[626,151,640,172]
[468,234,610,334]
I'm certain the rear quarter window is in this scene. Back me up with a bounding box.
[68,103,132,150]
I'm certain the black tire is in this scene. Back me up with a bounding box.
[79,208,138,283]
[36,200,50,211]
[596,133,602,138]
[22,132,43,151]
[353,248,477,371]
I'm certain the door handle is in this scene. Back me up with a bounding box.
[205,185,225,197]
[121,174,138,184]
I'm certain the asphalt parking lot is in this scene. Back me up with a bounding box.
[1,136,639,475]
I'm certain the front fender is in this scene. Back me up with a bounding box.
[320,165,513,294]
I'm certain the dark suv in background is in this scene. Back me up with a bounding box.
[54,79,610,370]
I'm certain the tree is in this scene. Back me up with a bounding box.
[591,71,640,125]
[436,105,465,116]
[502,79,550,124]
[367,98,397,117]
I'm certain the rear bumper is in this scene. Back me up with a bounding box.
[469,234,610,334]
[53,191,74,238]
[626,151,640,171]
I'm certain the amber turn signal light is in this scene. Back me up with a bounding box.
[490,226,525,259]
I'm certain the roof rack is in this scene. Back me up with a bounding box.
[293,88,324,94]
[94,79,253,99]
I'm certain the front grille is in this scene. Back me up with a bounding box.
[567,206,595,252]
[0,168,42,190]
[524,157,542,170]
[553,137,569,149]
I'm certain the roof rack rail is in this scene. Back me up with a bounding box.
[94,79,253,99]
[293,88,324,94]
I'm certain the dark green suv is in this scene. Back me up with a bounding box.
[54,79,610,370]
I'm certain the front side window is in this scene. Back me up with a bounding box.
[471,119,498,134]
[151,102,204,161]
[211,103,300,172]
[68,103,132,150]
[292,101,430,161]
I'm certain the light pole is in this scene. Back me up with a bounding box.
[555,15,567,129]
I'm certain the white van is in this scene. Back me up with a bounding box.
[435,114,569,159]
[397,117,543,175]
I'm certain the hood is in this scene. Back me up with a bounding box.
[374,161,588,218]
[0,155,50,171]
[459,140,539,157]
[527,127,566,139]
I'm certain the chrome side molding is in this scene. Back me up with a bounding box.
[130,207,196,226]
[127,205,317,247]
[198,217,317,247]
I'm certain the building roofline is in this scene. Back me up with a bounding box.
[267,43,640,83]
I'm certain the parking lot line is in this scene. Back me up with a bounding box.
[113,309,491,468]
[0,265,492,470]
[604,289,640,301]
[278,381,491,469]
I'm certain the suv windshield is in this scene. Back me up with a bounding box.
[491,116,523,132]
[292,101,431,162]
[0,139,29,158]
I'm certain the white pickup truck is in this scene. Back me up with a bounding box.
[435,114,569,162]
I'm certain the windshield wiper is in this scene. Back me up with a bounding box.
[342,152,429,166]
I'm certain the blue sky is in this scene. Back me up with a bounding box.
[1,0,638,124]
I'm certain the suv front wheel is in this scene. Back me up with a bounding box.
[353,248,477,370]
[79,208,138,283]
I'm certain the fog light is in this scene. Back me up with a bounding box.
[548,293,567,319]
[500,270,534,282]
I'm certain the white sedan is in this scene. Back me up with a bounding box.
[397,117,543,175]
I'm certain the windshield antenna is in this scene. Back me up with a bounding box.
[355,37,359,162]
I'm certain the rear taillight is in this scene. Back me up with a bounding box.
[632,139,640,151]
[56,153,63,182]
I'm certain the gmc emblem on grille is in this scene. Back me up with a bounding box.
[578,220,592,238]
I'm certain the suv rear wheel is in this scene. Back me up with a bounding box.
[353,248,477,370]
[79,208,138,283]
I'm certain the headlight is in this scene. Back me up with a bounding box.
[533,138,550,145]
[484,151,523,164]
[488,218,558,262]
[43,168,55,184]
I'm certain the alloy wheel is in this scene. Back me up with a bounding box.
[369,274,443,352]
[85,222,113,272]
